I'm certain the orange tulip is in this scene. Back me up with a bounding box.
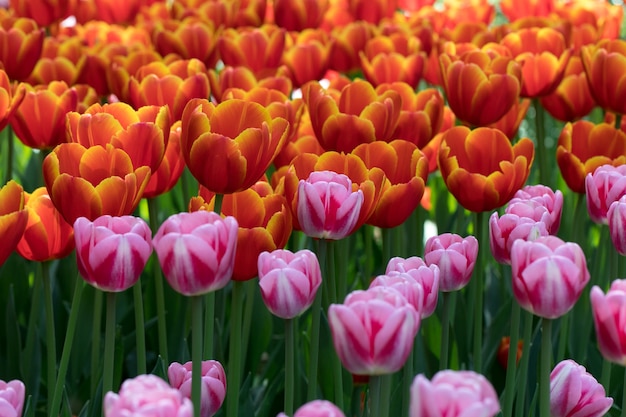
[208,65,292,103]
[581,39,626,115]
[143,121,185,199]
[540,55,596,122]
[279,151,385,235]
[26,36,84,86]
[422,106,456,173]
[128,59,210,121]
[232,0,267,27]
[0,70,25,132]
[66,102,171,173]
[0,180,28,266]
[281,29,330,87]
[301,79,402,153]
[180,98,289,194]
[347,0,397,24]
[107,49,164,103]
[9,0,75,27]
[191,180,292,281]
[152,18,221,68]
[75,0,153,24]
[438,126,534,212]
[218,25,286,78]
[273,109,324,169]
[487,98,531,140]
[500,0,555,22]
[353,140,428,228]
[439,49,522,127]
[17,187,74,262]
[501,27,572,98]
[273,0,329,31]
[170,0,238,29]
[10,81,78,150]
[556,121,626,194]
[0,17,44,81]
[327,21,376,74]
[42,143,151,224]
[376,82,444,148]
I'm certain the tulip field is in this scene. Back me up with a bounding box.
[1,0,626,416]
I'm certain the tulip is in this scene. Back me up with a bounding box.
[500,0,555,22]
[208,65,293,104]
[279,400,345,417]
[0,70,24,132]
[143,121,185,199]
[510,236,589,319]
[9,0,74,27]
[369,271,439,319]
[74,215,152,292]
[153,211,238,296]
[487,98,531,140]
[581,39,626,115]
[550,359,613,417]
[152,19,220,68]
[43,143,151,225]
[424,233,478,292]
[273,0,329,31]
[218,25,286,77]
[107,49,163,104]
[26,35,84,86]
[328,286,420,375]
[385,256,440,318]
[257,249,321,319]
[0,379,25,417]
[168,360,227,417]
[17,187,74,262]
[510,184,563,235]
[104,374,193,417]
[497,336,523,369]
[0,180,28,267]
[0,17,44,81]
[585,164,626,225]
[410,370,499,417]
[557,121,626,194]
[438,126,534,212]
[489,211,549,265]
[180,98,289,194]
[347,0,397,23]
[327,21,376,74]
[590,280,626,365]
[608,197,626,255]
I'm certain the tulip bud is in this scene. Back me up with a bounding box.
[257,249,322,319]
[550,359,613,417]
[424,233,478,292]
[0,379,25,417]
[74,215,152,292]
[168,360,227,417]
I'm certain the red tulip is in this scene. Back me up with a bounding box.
[0,17,44,81]
[581,39,626,115]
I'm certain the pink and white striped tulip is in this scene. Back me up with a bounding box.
[550,359,613,417]
[104,374,193,417]
[153,211,238,296]
[74,215,152,292]
[297,170,364,240]
[608,197,626,255]
[585,164,626,224]
[590,279,626,365]
[489,211,549,265]
[424,233,478,292]
[328,286,420,375]
[410,370,500,417]
[511,236,590,319]
[0,379,25,417]
[278,400,345,417]
[257,249,322,319]
[370,269,439,318]
[168,360,227,417]
[510,184,563,234]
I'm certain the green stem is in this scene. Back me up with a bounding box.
[540,318,552,417]
[42,261,56,415]
[204,292,215,359]
[472,211,487,373]
[4,125,13,184]
[621,368,626,417]
[91,289,103,395]
[285,318,295,416]
[133,279,146,374]
[103,292,117,398]
[192,296,204,417]
[556,313,569,361]
[148,198,169,364]
[382,228,392,266]
[515,311,534,417]
[23,275,42,384]
[615,113,623,131]
[335,237,348,302]
[601,359,612,394]
[49,279,85,417]
[307,281,322,401]
[226,282,245,417]
[240,280,255,370]
[503,301,521,417]
[363,226,374,285]
[369,375,391,417]
[534,99,550,187]
[401,342,413,417]
[440,291,454,370]
[213,193,224,215]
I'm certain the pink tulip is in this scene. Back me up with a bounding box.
[489,211,549,265]
[257,249,322,319]
[278,400,345,417]
[424,233,478,292]
[410,370,500,417]
[590,280,626,365]
[104,374,193,417]
[510,184,563,234]
[73,215,152,292]
[153,211,238,296]
[328,286,420,375]
[0,379,25,417]
[585,164,626,224]
[511,236,590,319]
[550,359,613,417]
[370,269,439,318]
[168,360,227,417]
[297,170,364,240]
[608,197,626,255]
